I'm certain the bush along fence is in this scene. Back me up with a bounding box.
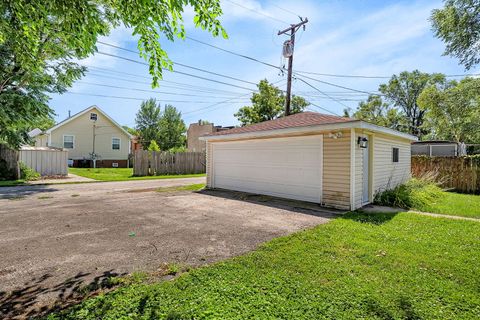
[134,151,206,176]
[411,155,480,194]
[0,144,20,180]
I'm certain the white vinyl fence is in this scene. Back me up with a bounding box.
[19,146,68,176]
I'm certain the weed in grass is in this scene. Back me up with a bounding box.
[156,183,205,193]
[38,196,53,199]
[374,178,442,209]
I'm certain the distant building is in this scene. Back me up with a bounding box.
[30,105,133,168]
[411,140,466,157]
[187,121,234,152]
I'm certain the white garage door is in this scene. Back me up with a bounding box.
[212,135,323,203]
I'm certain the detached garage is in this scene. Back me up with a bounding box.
[201,112,417,210]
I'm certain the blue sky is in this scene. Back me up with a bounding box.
[49,0,478,129]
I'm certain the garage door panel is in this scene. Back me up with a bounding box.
[212,135,323,203]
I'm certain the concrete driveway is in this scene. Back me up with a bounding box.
[0,178,337,318]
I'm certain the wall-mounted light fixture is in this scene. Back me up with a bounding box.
[357,136,368,148]
[328,131,343,139]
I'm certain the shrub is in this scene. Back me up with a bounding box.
[374,177,443,209]
[19,162,40,181]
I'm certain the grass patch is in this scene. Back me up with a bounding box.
[0,180,25,187]
[416,192,480,219]
[46,212,480,319]
[71,194,80,197]
[156,183,205,193]
[38,196,53,200]
[69,168,205,182]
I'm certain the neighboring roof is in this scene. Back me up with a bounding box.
[46,105,133,138]
[28,128,43,138]
[412,140,457,145]
[201,112,417,141]
[206,112,354,136]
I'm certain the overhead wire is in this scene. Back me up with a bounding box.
[223,0,290,25]
[96,51,256,92]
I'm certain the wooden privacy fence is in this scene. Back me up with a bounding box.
[19,146,68,176]
[411,156,480,194]
[134,151,205,176]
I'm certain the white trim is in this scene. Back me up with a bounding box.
[112,137,121,150]
[47,105,133,139]
[350,128,355,211]
[319,134,323,204]
[63,134,75,149]
[200,121,417,142]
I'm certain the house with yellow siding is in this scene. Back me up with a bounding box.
[32,106,132,168]
[200,112,417,211]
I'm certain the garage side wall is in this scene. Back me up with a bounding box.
[372,133,411,196]
[206,141,213,188]
[322,130,351,210]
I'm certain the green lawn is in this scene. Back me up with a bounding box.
[69,168,205,181]
[0,180,25,187]
[47,212,480,319]
[415,191,480,219]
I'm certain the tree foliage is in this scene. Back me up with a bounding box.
[353,95,406,131]
[147,140,161,152]
[135,98,162,149]
[0,0,225,148]
[235,79,309,126]
[158,104,186,151]
[378,70,445,138]
[431,0,480,69]
[135,99,186,151]
[419,77,480,143]
[1,0,226,87]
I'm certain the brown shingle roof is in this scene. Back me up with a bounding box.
[207,112,356,136]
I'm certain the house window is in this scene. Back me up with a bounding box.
[392,147,399,163]
[63,135,74,149]
[112,138,120,150]
[90,113,98,121]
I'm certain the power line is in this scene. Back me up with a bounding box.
[295,73,381,96]
[294,69,480,79]
[96,41,257,86]
[295,77,349,113]
[223,0,290,25]
[183,79,286,117]
[95,51,257,92]
[63,91,250,104]
[185,36,283,71]
[269,2,302,19]
[76,81,252,99]
[86,68,247,96]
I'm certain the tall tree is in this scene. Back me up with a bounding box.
[431,0,480,69]
[235,79,309,125]
[379,70,445,137]
[353,95,406,131]
[0,0,225,148]
[158,105,186,151]
[135,98,162,149]
[1,0,226,86]
[419,77,480,143]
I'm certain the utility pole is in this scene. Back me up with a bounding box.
[278,18,308,116]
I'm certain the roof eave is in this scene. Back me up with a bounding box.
[200,121,418,142]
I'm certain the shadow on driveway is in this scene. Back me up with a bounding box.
[198,188,347,219]
[0,269,126,319]
[0,185,58,200]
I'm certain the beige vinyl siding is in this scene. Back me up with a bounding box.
[372,133,411,195]
[322,130,351,210]
[206,141,213,188]
[34,134,49,147]
[49,107,130,161]
[354,131,365,209]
